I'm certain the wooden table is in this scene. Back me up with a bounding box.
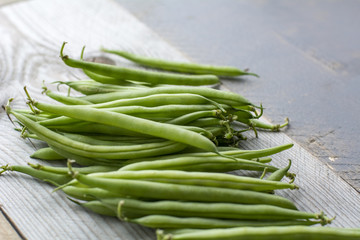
[0,0,359,239]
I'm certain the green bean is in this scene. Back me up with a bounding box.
[250,118,289,131]
[14,111,185,155]
[69,198,117,217]
[61,133,165,146]
[57,80,144,95]
[73,134,163,143]
[30,147,67,161]
[0,165,72,186]
[188,118,225,128]
[166,110,220,125]
[127,143,293,162]
[13,111,48,122]
[43,88,92,105]
[116,198,322,222]
[28,163,118,175]
[38,105,229,127]
[61,43,219,86]
[61,185,123,201]
[83,69,131,85]
[119,155,276,173]
[101,104,228,118]
[79,86,253,107]
[87,93,226,111]
[49,145,125,167]
[73,173,297,209]
[157,226,360,240]
[90,170,297,191]
[132,216,321,230]
[101,48,258,77]
[25,100,219,153]
[45,122,149,137]
[267,159,294,182]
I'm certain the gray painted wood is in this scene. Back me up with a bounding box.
[116,0,360,191]
[0,0,359,239]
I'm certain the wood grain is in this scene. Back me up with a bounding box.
[0,0,359,239]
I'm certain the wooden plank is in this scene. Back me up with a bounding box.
[0,210,21,240]
[0,0,359,239]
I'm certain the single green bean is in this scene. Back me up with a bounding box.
[49,145,125,167]
[127,143,293,162]
[43,89,92,105]
[90,170,297,191]
[69,198,117,217]
[87,93,226,110]
[30,147,67,161]
[61,43,220,86]
[158,226,360,240]
[83,69,132,85]
[28,163,118,175]
[79,86,253,107]
[115,198,322,221]
[267,159,293,182]
[119,156,276,173]
[131,216,321,230]
[62,185,123,201]
[101,48,258,77]
[166,110,220,125]
[0,165,72,186]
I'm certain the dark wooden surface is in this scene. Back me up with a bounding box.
[116,0,360,191]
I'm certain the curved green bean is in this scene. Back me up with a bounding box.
[61,42,219,86]
[101,48,258,77]
[79,86,253,107]
[30,147,67,161]
[28,101,219,152]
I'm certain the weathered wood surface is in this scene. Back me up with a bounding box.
[0,0,359,239]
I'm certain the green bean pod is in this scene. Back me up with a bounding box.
[115,198,321,221]
[30,147,67,161]
[83,69,132,85]
[61,42,220,86]
[157,226,360,240]
[128,143,293,162]
[166,110,220,125]
[79,86,252,107]
[29,101,219,153]
[1,165,72,186]
[58,80,144,95]
[44,89,92,105]
[61,185,123,201]
[88,93,226,110]
[69,198,117,217]
[131,216,322,230]
[119,155,277,173]
[101,48,258,77]
[267,159,293,182]
[73,173,297,209]
[90,170,297,191]
[29,163,118,175]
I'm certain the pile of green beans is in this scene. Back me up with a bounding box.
[3,42,357,239]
